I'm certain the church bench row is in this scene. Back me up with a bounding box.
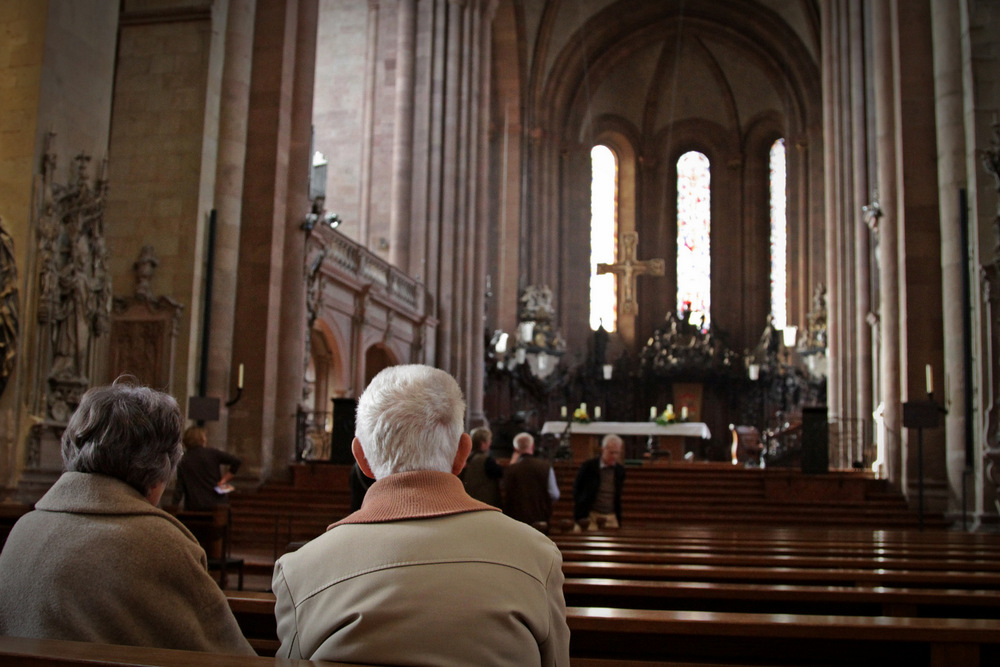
[552,526,1000,558]
[567,606,1000,666]
[562,560,1000,589]
[223,593,1000,666]
[563,577,1000,619]
[556,547,1000,574]
[0,635,359,666]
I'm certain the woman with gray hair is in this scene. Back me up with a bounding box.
[0,382,254,655]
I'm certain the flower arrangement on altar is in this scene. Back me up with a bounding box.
[654,404,676,425]
[572,403,591,424]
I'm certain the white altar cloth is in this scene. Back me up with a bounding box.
[540,421,711,440]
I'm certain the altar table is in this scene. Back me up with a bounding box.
[540,421,712,464]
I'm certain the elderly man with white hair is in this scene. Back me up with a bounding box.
[272,364,570,666]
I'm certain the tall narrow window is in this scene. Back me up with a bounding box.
[769,138,787,329]
[676,151,711,329]
[590,145,617,331]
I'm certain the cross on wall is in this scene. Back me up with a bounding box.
[597,231,665,315]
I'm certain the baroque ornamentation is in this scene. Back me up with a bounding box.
[36,140,111,422]
[0,217,18,399]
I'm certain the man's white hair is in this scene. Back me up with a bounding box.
[601,433,624,449]
[513,431,534,453]
[355,364,466,478]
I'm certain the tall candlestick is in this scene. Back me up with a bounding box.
[925,364,933,395]
[238,363,244,389]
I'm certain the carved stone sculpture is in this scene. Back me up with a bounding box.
[35,142,112,421]
[0,217,18,398]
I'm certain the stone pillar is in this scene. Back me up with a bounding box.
[232,0,314,480]
[931,0,972,520]
[389,0,417,271]
[849,0,873,466]
[435,0,464,375]
[871,0,902,489]
[358,0,380,248]
[821,0,842,423]
[211,0,256,453]
[466,0,495,428]
[275,0,320,473]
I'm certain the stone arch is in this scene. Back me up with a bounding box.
[363,343,398,390]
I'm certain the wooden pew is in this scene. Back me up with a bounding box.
[563,577,1000,619]
[556,547,1000,574]
[562,559,1000,589]
[566,606,1000,666]
[0,635,361,666]
[224,592,1000,666]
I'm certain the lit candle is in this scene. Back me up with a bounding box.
[238,363,244,389]
[650,406,657,419]
[560,405,567,418]
[594,406,601,419]
[580,402,587,414]
[925,364,933,395]
[681,406,688,420]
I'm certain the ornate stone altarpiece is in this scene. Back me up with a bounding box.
[25,142,113,481]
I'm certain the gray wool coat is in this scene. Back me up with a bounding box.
[0,471,254,655]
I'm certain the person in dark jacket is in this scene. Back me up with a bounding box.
[573,434,625,531]
[460,427,503,507]
[172,426,242,511]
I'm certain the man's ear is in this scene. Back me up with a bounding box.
[352,437,376,479]
[451,432,473,475]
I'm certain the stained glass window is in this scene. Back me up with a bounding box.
[676,151,711,329]
[590,145,617,331]
[769,138,787,329]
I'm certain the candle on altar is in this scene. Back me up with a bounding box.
[681,406,688,420]
[560,405,567,418]
[238,363,244,389]
[580,402,587,414]
[650,406,657,419]
[925,364,933,395]
[594,406,601,419]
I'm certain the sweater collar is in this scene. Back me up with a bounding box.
[330,470,498,528]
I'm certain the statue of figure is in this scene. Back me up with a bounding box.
[133,246,159,300]
[43,154,111,385]
[758,314,780,360]
[519,284,555,321]
[0,218,18,398]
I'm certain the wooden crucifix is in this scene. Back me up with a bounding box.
[597,231,665,315]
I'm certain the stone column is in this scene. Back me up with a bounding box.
[821,0,842,423]
[274,0,320,473]
[358,1,380,248]
[931,0,972,520]
[435,0,464,375]
[849,0,873,467]
[232,0,311,480]
[389,0,417,271]
[871,0,903,488]
[211,0,256,453]
[467,0,494,427]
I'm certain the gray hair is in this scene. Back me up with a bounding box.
[601,433,624,449]
[355,365,465,478]
[61,382,184,496]
[513,431,534,453]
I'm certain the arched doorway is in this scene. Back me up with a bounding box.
[364,344,397,389]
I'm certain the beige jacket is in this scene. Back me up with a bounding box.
[273,470,570,666]
[0,472,255,655]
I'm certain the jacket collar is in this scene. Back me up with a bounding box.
[331,470,498,528]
